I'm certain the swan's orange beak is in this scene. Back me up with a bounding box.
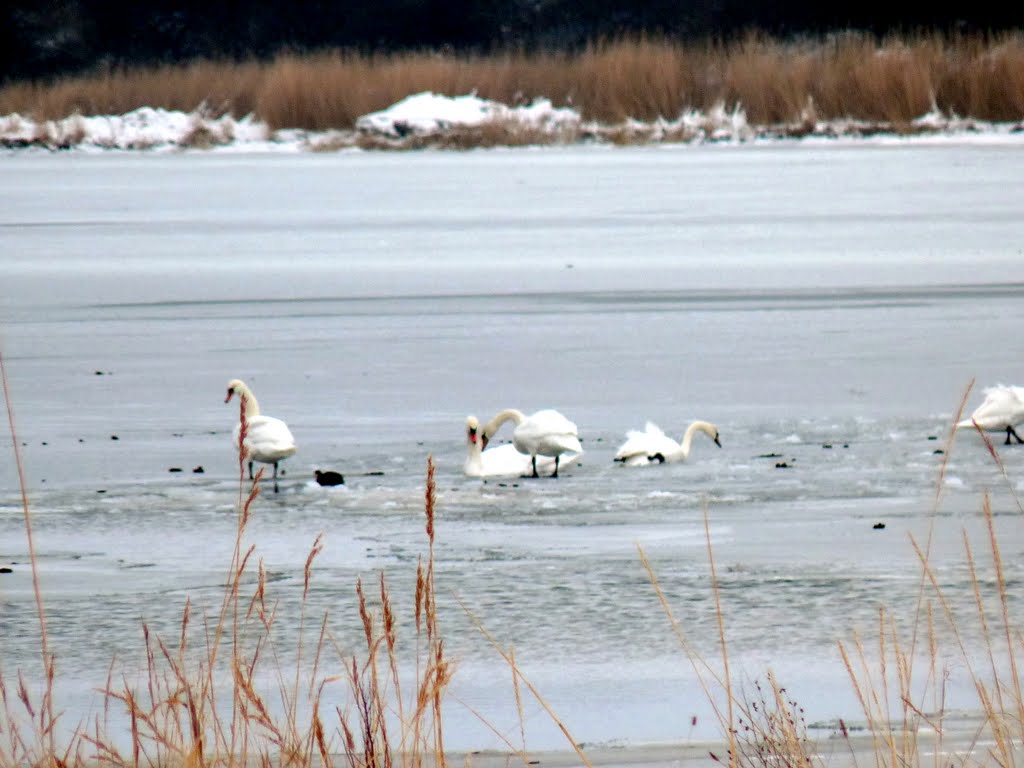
[468,428,477,444]
[225,388,234,403]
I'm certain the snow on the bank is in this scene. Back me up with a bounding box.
[353,91,579,138]
[1,93,1022,152]
[0,106,269,151]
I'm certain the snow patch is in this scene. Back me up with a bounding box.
[1,107,270,151]
[355,91,580,138]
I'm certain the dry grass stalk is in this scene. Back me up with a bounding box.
[1,33,1022,134]
[0,349,61,766]
[732,674,815,768]
[702,506,737,768]
[457,598,594,768]
[638,547,732,735]
[642,522,823,768]
[336,456,452,768]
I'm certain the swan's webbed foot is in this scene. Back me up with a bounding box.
[649,453,666,464]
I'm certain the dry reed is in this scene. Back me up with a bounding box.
[2,33,1023,134]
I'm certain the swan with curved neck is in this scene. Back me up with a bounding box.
[479,408,582,478]
[614,420,721,466]
[956,385,1024,445]
[465,415,576,478]
[225,379,297,490]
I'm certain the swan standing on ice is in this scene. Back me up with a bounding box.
[956,385,1024,445]
[464,415,578,478]
[614,420,721,466]
[479,409,582,478]
[224,378,297,490]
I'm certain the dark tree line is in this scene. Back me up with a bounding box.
[3,0,1023,83]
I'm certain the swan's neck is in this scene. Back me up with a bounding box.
[481,409,525,440]
[679,421,713,457]
[235,383,261,420]
[465,432,483,472]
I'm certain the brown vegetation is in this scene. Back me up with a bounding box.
[1,33,1023,133]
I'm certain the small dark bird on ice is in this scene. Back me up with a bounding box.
[314,469,345,487]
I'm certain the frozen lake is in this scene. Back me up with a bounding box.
[2,143,1024,752]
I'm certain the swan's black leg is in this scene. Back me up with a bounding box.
[248,460,254,480]
[1006,427,1014,446]
[531,455,539,478]
[273,462,280,493]
[1010,426,1024,444]
[552,455,560,478]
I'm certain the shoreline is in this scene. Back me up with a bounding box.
[346,715,1006,768]
[2,99,1023,153]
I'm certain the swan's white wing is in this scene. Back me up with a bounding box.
[540,433,583,455]
[614,422,679,463]
[520,409,578,436]
[615,431,652,461]
[242,415,297,463]
[960,386,1024,431]
[514,409,581,457]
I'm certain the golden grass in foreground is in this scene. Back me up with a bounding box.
[2,33,1023,131]
[3,368,1024,767]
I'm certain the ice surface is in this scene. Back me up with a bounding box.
[1,145,1024,752]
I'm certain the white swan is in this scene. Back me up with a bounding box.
[956,385,1024,445]
[224,379,297,489]
[479,409,583,478]
[614,420,721,466]
[464,416,577,478]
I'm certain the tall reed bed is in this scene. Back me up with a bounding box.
[1,33,1022,130]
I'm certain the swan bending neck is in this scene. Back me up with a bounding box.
[680,420,715,455]
[482,409,525,439]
